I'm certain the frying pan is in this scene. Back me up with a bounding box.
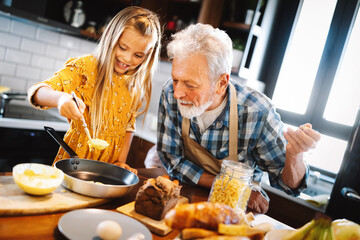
[44,126,139,198]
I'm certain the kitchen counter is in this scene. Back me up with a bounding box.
[258,172,333,228]
[0,116,69,131]
[262,182,327,212]
[0,99,70,131]
[0,168,291,240]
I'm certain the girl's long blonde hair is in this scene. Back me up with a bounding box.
[92,6,161,137]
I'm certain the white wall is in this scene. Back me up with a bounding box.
[0,13,97,92]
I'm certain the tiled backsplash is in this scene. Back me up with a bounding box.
[0,13,97,92]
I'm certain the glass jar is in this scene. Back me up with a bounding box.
[208,160,254,212]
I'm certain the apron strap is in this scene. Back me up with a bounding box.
[182,116,190,140]
[228,83,238,159]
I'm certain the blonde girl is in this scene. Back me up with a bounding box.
[28,6,162,174]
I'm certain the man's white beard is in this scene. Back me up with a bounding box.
[177,98,213,119]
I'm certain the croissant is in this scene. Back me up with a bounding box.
[164,202,241,231]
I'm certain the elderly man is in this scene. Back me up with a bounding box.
[156,23,321,213]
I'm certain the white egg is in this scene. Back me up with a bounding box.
[96,220,122,240]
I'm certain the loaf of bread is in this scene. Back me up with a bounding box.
[134,176,182,220]
[164,202,242,231]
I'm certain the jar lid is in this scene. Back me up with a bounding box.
[221,160,254,178]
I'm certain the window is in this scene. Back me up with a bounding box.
[272,0,337,114]
[270,0,360,175]
[324,9,360,126]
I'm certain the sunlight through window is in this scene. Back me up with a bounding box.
[324,9,360,126]
[272,0,337,114]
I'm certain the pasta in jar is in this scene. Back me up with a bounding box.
[208,160,253,212]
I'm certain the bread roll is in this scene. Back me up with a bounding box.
[181,228,218,240]
[164,202,241,231]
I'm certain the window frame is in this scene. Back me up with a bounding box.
[256,0,360,177]
[264,0,359,141]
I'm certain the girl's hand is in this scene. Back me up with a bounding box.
[57,92,86,121]
[113,161,138,175]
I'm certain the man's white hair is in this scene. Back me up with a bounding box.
[167,23,233,82]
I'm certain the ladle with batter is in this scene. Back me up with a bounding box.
[71,91,109,150]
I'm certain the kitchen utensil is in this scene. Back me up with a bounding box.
[44,126,139,198]
[63,0,86,28]
[58,209,152,240]
[71,91,109,150]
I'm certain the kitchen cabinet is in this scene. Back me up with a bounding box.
[1,0,204,45]
[144,0,272,76]
[220,0,259,37]
[143,0,274,76]
[142,0,263,62]
[266,189,317,228]
[141,0,203,59]
[0,127,65,172]
[126,135,154,169]
[219,0,271,75]
[0,0,131,41]
[236,0,279,82]
[0,97,68,172]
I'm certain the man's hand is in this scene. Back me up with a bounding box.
[284,123,321,157]
[282,123,321,189]
[247,189,269,213]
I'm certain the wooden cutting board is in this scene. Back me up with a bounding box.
[117,196,188,236]
[0,175,108,216]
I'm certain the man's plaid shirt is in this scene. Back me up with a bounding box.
[157,79,308,196]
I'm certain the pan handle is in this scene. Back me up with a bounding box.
[44,126,79,159]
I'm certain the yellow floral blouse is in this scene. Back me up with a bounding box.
[28,55,136,164]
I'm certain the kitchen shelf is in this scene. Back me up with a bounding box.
[0,5,80,34]
[0,5,99,41]
[80,29,101,40]
[222,21,251,31]
[0,0,134,42]
[141,0,202,60]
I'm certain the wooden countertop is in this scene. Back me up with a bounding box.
[0,168,290,239]
[0,168,210,240]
